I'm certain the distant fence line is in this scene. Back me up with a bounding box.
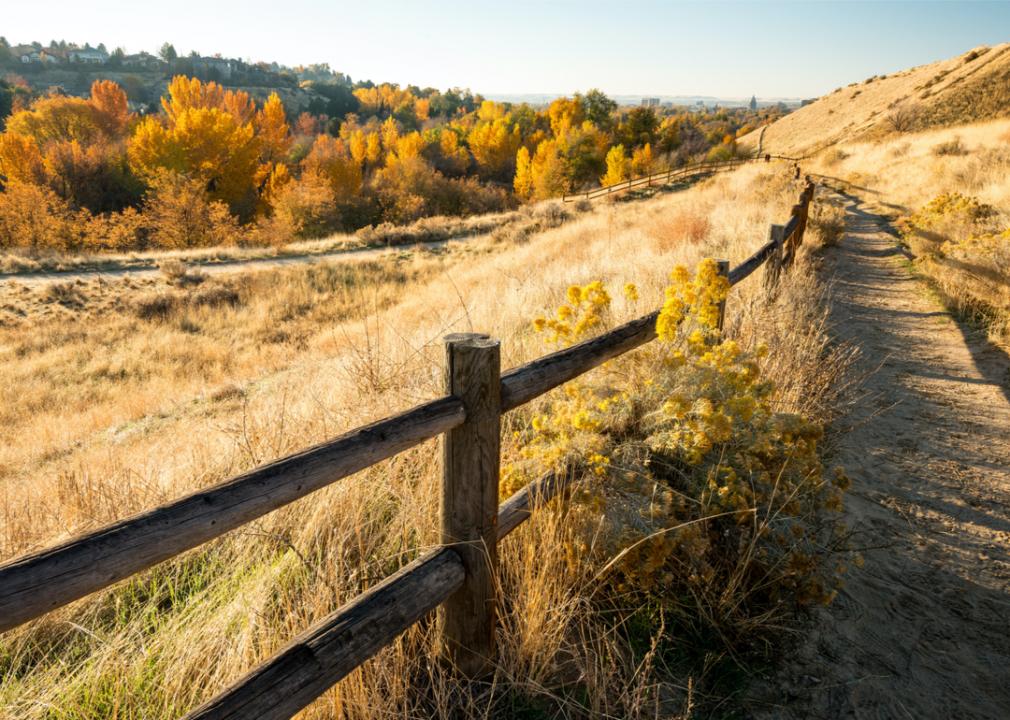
[0,163,817,720]
[562,152,805,203]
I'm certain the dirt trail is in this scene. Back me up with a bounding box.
[0,240,446,287]
[752,190,1010,718]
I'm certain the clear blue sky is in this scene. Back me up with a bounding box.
[4,1,1008,98]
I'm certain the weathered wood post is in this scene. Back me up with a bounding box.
[783,202,803,267]
[763,224,786,298]
[797,183,814,247]
[439,333,501,676]
[716,259,730,332]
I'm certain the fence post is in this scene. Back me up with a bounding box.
[763,224,786,298]
[439,333,501,677]
[783,202,803,268]
[716,259,730,332]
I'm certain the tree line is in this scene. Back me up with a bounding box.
[0,75,783,252]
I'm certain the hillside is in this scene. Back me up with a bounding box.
[742,43,1010,156]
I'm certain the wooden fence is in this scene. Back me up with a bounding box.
[0,172,818,720]
[562,153,803,203]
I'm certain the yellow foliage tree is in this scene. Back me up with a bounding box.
[255,92,291,164]
[547,96,585,138]
[601,144,629,186]
[630,143,654,176]
[348,128,368,166]
[161,76,255,125]
[5,96,103,146]
[0,180,81,250]
[302,135,362,198]
[129,107,260,212]
[0,132,46,185]
[380,117,400,152]
[365,131,382,164]
[513,145,533,200]
[467,118,521,179]
[438,128,470,175]
[385,131,426,168]
[529,138,570,200]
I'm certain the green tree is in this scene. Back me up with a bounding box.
[159,42,178,63]
[582,89,617,130]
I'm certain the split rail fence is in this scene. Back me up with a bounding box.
[0,168,817,720]
[562,153,803,203]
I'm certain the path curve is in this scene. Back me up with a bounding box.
[752,189,1010,718]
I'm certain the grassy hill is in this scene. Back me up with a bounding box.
[742,43,1010,156]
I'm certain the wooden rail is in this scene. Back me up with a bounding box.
[0,169,818,720]
[562,153,800,203]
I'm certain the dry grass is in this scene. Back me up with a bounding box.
[0,164,837,718]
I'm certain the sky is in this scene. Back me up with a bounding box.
[3,1,1009,99]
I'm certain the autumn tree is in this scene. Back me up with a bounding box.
[467,113,521,180]
[301,134,362,198]
[601,144,629,186]
[0,131,45,187]
[630,142,654,175]
[255,92,291,164]
[513,145,533,200]
[129,77,262,215]
[89,80,132,137]
[547,96,585,138]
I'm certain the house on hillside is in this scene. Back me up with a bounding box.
[68,48,108,64]
[14,45,61,64]
[192,56,234,80]
[123,52,164,71]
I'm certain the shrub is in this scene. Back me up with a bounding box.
[0,180,82,251]
[82,207,145,251]
[159,259,207,287]
[511,262,854,649]
[900,192,997,246]
[142,172,243,249]
[270,172,344,239]
[886,105,920,133]
[822,147,849,167]
[932,137,968,157]
[809,203,846,247]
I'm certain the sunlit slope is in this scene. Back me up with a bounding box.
[742,44,1010,156]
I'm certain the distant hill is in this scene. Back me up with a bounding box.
[486,93,804,109]
[740,43,1010,156]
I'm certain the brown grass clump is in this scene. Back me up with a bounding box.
[809,202,847,247]
[651,209,712,250]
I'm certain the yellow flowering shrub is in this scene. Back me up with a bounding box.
[510,260,855,648]
[899,192,1000,252]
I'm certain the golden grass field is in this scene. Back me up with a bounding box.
[0,163,852,718]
